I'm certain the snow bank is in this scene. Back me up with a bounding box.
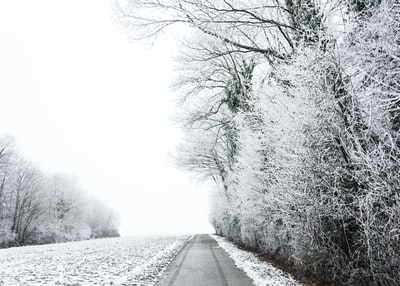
[212,235,303,286]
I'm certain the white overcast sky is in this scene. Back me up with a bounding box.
[0,0,213,236]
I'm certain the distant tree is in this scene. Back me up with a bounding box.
[85,198,119,239]
[8,157,44,245]
[0,139,120,247]
[0,137,15,246]
[37,174,90,243]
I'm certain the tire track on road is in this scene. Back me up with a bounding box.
[156,235,254,286]
[210,245,229,286]
[166,235,196,286]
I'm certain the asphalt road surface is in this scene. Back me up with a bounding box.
[156,234,254,286]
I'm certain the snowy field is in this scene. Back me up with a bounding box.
[213,235,303,286]
[0,235,190,286]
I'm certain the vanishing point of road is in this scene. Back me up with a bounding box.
[156,234,254,286]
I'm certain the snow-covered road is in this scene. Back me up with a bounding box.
[0,235,190,285]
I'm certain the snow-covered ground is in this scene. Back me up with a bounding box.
[212,235,303,286]
[0,235,190,286]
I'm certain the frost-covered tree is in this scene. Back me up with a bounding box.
[0,137,15,246]
[35,174,90,243]
[115,0,400,284]
[114,0,296,59]
[0,140,119,247]
[8,157,45,245]
[175,37,257,186]
[85,197,119,239]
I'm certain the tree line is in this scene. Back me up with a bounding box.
[115,0,399,285]
[0,137,119,248]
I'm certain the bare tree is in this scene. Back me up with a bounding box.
[114,0,303,60]
[85,197,119,238]
[8,157,44,245]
